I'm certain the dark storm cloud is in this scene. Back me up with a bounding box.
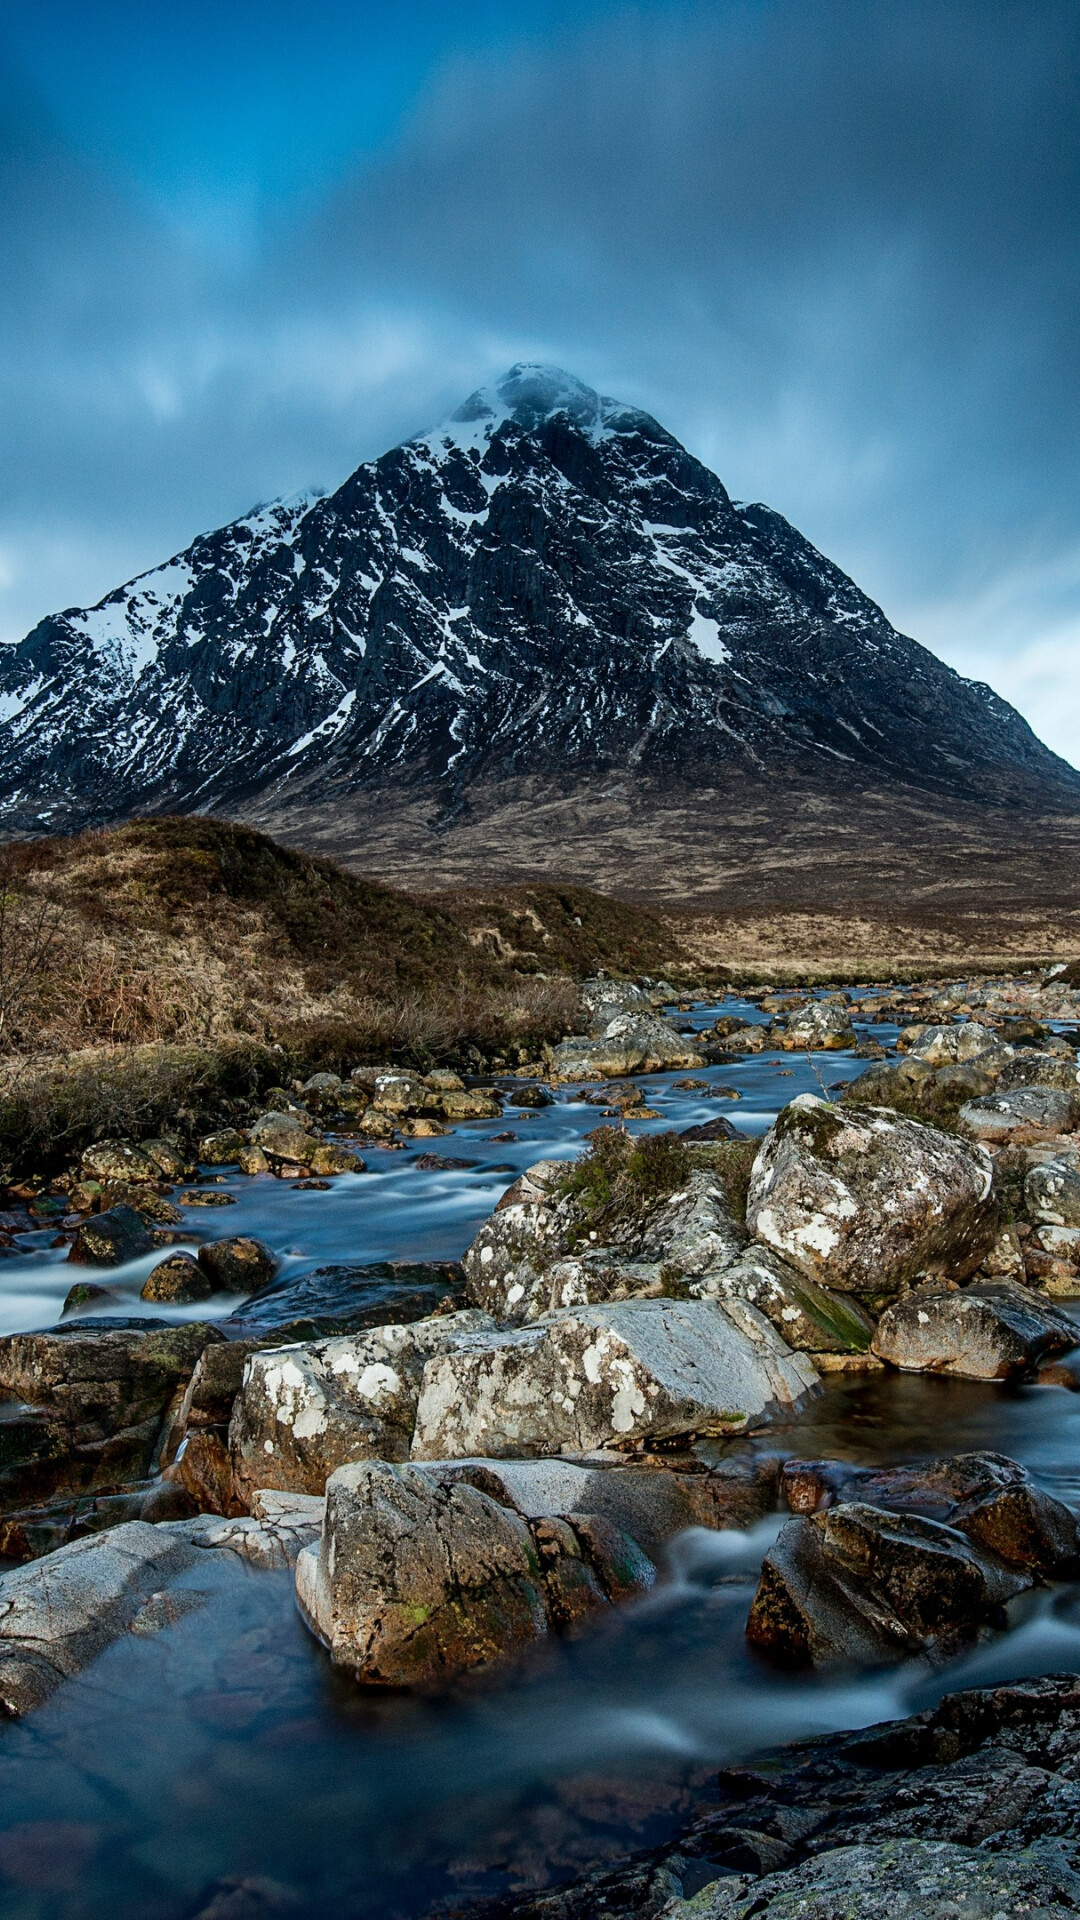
[2,0,1080,754]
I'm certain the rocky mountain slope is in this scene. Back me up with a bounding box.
[1,364,1076,851]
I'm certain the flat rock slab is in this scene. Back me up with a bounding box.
[0,1520,200,1715]
[411,1299,820,1459]
[872,1279,1077,1379]
[746,1095,996,1293]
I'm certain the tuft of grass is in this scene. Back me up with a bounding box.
[558,1126,692,1245]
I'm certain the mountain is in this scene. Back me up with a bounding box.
[1,363,1077,902]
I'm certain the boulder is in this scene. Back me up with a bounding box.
[0,1521,201,1715]
[778,1002,857,1051]
[905,1021,998,1065]
[437,1088,503,1120]
[141,1253,213,1304]
[551,1013,704,1081]
[140,1139,186,1178]
[635,1170,747,1280]
[248,1111,318,1164]
[463,1159,569,1322]
[509,1085,555,1108]
[959,1086,1080,1143]
[229,1310,496,1503]
[198,1128,246,1165]
[746,1500,1030,1668]
[80,1140,158,1184]
[61,1281,121,1316]
[68,1205,158,1266]
[219,1259,465,1343]
[370,1072,439,1115]
[847,1451,1080,1579]
[998,1051,1080,1093]
[0,1321,220,1512]
[580,977,653,1031]
[308,1144,365,1175]
[666,1840,1080,1920]
[411,1299,819,1460]
[1025,1161,1080,1226]
[746,1096,997,1293]
[196,1236,277,1295]
[872,1279,1078,1380]
[697,1247,875,1352]
[295,1460,549,1685]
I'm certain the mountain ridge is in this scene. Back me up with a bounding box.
[0,361,1076,848]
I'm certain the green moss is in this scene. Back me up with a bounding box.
[558,1126,692,1245]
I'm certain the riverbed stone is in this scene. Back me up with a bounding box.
[551,1013,704,1081]
[960,1085,1080,1143]
[68,1204,158,1266]
[905,1021,998,1065]
[198,1128,246,1165]
[0,1520,202,1715]
[872,1278,1078,1379]
[847,1450,1080,1578]
[219,1259,466,1343]
[410,1299,820,1460]
[1026,1160,1080,1226]
[746,1499,1030,1669]
[697,1247,875,1352]
[229,1310,497,1503]
[665,1839,1080,1920]
[196,1236,277,1295]
[746,1095,997,1293]
[248,1112,318,1163]
[778,1002,857,1051]
[295,1459,549,1685]
[80,1140,158,1184]
[141,1253,214,1304]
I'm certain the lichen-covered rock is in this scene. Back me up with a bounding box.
[904,1021,998,1065]
[999,1050,1080,1093]
[80,1140,158,1183]
[665,1839,1080,1920]
[229,1310,495,1502]
[778,1002,857,1051]
[746,1500,1030,1669]
[248,1111,318,1163]
[411,1299,819,1460]
[462,1159,567,1321]
[198,1128,246,1165]
[551,1013,704,1081]
[636,1170,747,1278]
[960,1086,1080,1142]
[68,1204,158,1266]
[295,1460,549,1685]
[308,1143,365,1175]
[746,1095,996,1293]
[141,1252,213,1304]
[1026,1160,1080,1226]
[698,1247,875,1352]
[872,1279,1077,1379]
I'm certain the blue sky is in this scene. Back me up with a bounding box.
[2,0,1079,762]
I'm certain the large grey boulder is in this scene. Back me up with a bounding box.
[746,1095,997,1294]
[999,1050,1080,1093]
[665,1839,1080,1920]
[778,1002,856,1051]
[411,1299,819,1460]
[872,1279,1078,1380]
[295,1460,549,1686]
[960,1086,1080,1142]
[551,1013,704,1081]
[462,1159,569,1322]
[0,1521,200,1716]
[635,1170,747,1278]
[746,1499,1030,1668]
[697,1246,875,1352]
[229,1310,495,1503]
[580,977,654,1034]
[905,1021,998,1065]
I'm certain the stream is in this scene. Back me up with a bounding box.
[2,996,1080,1919]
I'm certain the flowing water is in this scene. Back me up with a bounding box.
[2,998,1080,1919]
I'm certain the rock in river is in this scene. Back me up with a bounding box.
[550,1013,704,1080]
[746,1095,997,1293]
[196,1235,277,1295]
[959,1085,1080,1143]
[219,1259,465,1343]
[410,1298,819,1460]
[872,1279,1078,1379]
[68,1204,158,1267]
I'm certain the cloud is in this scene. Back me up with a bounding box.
[1,1,1078,762]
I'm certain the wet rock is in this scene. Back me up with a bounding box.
[411,1298,819,1460]
[746,1500,1030,1668]
[1026,1160,1080,1226]
[666,1839,1080,1920]
[80,1140,158,1184]
[0,1521,201,1715]
[248,1112,317,1163]
[437,1088,503,1120]
[236,1145,270,1175]
[509,1085,555,1108]
[295,1459,549,1685]
[176,1429,238,1514]
[746,1095,997,1293]
[872,1278,1078,1379]
[371,1072,438,1115]
[680,1117,739,1141]
[140,1139,186,1179]
[0,1321,220,1513]
[101,1182,182,1224]
[960,1085,1080,1142]
[702,1023,769,1056]
[698,1247,875,1352]
[307,1143,365,1175]
[141,1253,214,1304]
[551,1014,704,1081]
[196,1236,277,1295]
[219,1259,465,1343]
[778,1002,857,1051]
[61,1282,121,1317]
[229,1310,496,1502]
[68,1205,157,1266]
[848,1451,1080,1579]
